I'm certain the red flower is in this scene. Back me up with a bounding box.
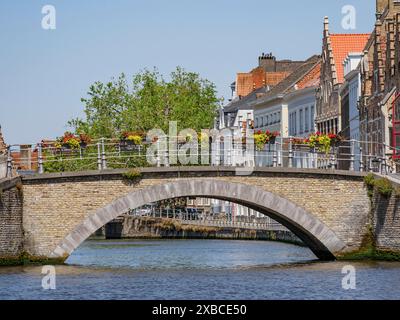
[61,132,77,144]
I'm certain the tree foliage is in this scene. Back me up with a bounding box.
[68,67,220,138]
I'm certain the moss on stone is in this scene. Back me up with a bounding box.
[338,248,400,261]
[122,169,142,181]
[337,224,400,261]
[374,178,394,198]
[0,252,67,266]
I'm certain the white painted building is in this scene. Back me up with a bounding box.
[340,52,363,171]
[343,53,363,142]
[287,88,317,138]
[253,86,317,139]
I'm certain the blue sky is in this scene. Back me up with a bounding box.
[0,0,375,144]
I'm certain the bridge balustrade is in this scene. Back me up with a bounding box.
[4,136,397,177]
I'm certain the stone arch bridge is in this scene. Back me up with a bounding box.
[2,167,398,263]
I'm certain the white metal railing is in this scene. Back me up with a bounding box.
[127,209,288,232]
[4,136,398,177]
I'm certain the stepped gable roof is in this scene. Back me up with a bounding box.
[329,33,370,83]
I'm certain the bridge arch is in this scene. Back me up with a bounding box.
[51,179,346,261]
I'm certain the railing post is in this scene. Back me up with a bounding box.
[349,139,355,171]
[359,146,364,172]
[97,142,102,171]
[6,146,13,178]
[369,155,373,173]
[382,156,389,175]
[288,137,293,168]
[156,139,161,167]
[38,143,44,174]
[330,153,336,170]
[272,144,278,168]
[311,147,316,169]
[101,138,107,170]
[227,145,232,167]
[164,137,170,167]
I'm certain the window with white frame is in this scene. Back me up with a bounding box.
[305,107,309,132]
[299,109,304,134]
[290,112,296,136]
[311,105,315,131]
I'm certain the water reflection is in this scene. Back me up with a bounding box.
[0,240,399,300]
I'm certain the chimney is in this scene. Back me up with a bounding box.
[258,52,276,72]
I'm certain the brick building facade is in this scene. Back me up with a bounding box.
[359,0,400,162]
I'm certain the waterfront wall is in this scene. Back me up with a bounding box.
[372,187,400,252]
[104,216,303,245]
[0,178,23,263]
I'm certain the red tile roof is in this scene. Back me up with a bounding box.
[329,34,370,83]
[296,62,321,89]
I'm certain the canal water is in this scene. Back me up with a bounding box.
[1,239,400,300]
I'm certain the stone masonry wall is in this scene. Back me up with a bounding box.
[113,216,303,245]
[373,190,400,251]
[21,169,371,258]
[0,178,23,260]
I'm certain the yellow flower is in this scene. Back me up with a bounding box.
[127,135,142,145]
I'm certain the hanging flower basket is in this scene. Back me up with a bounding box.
[268,135,277,144]
[57,132,81,150]
[254,130,280,151]
[303,132,343,154]
[79,134,91,149]
[120,132,144,151]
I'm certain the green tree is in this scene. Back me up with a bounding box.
[68,67,220,137]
